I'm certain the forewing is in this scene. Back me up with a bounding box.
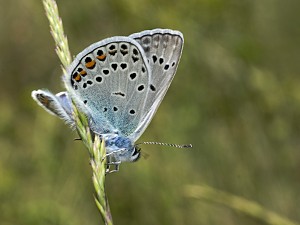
[128,29,184,141]
[31,90,74,126]
[66,37,151,136]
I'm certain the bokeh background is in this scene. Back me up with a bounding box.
[1,0,300,224]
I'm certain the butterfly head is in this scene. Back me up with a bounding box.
[104,134,141,162]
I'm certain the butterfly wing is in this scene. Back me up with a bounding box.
[31,90,74,126]
[65,37,152,136]
[128,29,184,141]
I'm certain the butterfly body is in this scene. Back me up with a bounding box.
[32,29,184,167]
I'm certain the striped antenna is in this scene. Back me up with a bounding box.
[137,142,192,149]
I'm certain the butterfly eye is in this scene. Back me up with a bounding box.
[131,147,141,162]
[132,148,138,156]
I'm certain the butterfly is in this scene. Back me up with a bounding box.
[32,29,185,171]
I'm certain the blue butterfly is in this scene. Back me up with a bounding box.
[32,29,185,171]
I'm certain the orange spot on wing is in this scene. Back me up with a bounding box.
[97,54,106,60]
[80,70,87,76]
[85,60,96,69]
[75,74,81,81]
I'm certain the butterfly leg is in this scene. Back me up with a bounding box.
[101,148,127,162]
[105,161,121,173]
[105,157,121,174]
[104,152,122,173]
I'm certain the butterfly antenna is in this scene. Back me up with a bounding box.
[138,142,192,149]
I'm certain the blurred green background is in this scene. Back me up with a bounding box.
[1,0,300,224]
